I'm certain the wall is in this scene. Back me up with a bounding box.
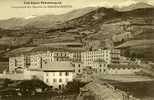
[52,52,70,62]
[81,49,120,66]
[107,68,142,75]
[0,73,31,80]
[73,62,84,74]
[9,55,25,72]
[81,49,111,65]
[43,71,74,89]
[94,63,108,74]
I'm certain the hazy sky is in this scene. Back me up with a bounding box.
[0,0,154,20]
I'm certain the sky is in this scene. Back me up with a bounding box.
[0,0,154,20]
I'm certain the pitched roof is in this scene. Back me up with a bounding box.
[39,42,83,47]
[6,47,36,57]
[42,61,74,72]
[33,46,85,52]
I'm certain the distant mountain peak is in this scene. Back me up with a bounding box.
[115,2,153,11]
[24,15,37,19]
[130,2,153,8]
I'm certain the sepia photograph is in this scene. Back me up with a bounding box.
[0,0,154,100]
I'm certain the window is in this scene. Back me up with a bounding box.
[56,53,58,56]
[100,64,102,67]
[59,85,62,89]
[72,64,75,67]
[103,69,106,72]
[59,79,62,83]
[53,73,55,76]
[62,84,65,89]
[46,78,48,83]
[65,72,69,76]
[40,57,43,68]
[43,59,47,64]
[78,64,80,68]
[59,72,62,76]
[15,59,17,67]
[25,56,30,67]
[53,79,57,83]
[65,78,69,82]
[46,73,48,76]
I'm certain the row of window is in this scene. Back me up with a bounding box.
[46,78,69,83]
[54,52,68,57]
[82,51,110,54]
[53,58,70,61]
[46,72,70,77]
[98,69,106,73]
[81,57,110,60]
[82,58,109,61]
[82,54,110,57]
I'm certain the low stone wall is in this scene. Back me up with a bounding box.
[107,68,141,75]
[0,73,32,80]
[0,70,44,80]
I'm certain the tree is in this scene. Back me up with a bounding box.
[63,80,87,94]
[1,79,13,88]
[17,79,49,96]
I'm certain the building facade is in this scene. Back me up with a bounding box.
[9,51,49,72]
[9,50,81,73]
[107,64,142,74]
[9,55,25,72]
[42,61,75,89]
[72,62,84,74]
[81,49,120,66]
[112,32,133,42]
[8,49,80,89]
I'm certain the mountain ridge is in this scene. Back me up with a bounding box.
[0,7,97,29]
[0,2,154,29]
[115,2,153,11]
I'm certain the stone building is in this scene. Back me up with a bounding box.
[42,61,74,89]
[81,49,120,65]
[107,64,142,74]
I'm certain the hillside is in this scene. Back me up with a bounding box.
[0,6,154,62]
